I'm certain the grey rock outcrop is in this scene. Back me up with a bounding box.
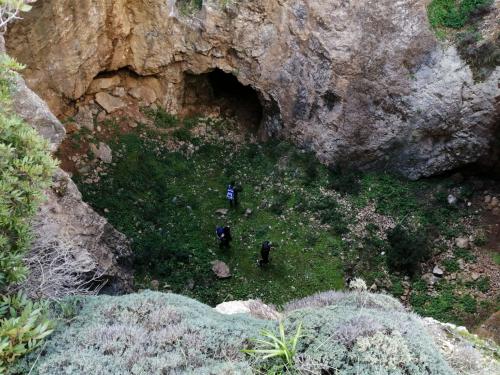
[4,0,500,179]
[3,33,133,294]
[34,169,133,294]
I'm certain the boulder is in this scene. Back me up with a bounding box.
[432,266,444,277]
[215,208,229,216]
[90,142,113,163]
[455,237,469,249]
[128,86,157,106]
[244,208,253,217]
[112,86,126,97]
[31,169,133,295]
[211,260,231,278]
[88,76,121,94]
[422,273,438,286]
[447,194,457,205]
[471,272,481,281]
[75,105,94,131]
[215,299,281,320]
[95,92,126,113]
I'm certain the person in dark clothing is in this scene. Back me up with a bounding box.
[216,226,229,249]
[223,226,232,243]
[227,184,235,208]
[258,241,274,266]
[227,181,242,208]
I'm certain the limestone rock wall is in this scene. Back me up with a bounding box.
[1,34,133,293]
[5,0,500,179]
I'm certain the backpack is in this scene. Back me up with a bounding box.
[216,227,224,238]
[226,186,235,200]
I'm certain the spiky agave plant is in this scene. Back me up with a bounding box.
[243,320,303,369]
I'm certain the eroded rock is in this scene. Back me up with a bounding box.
[5,0,499,179]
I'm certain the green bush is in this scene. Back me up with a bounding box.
[0,53,56,371]
[0,55,57,288]
[443,258,460,273]
[386,225,429,275]
[456,30,500,81]
[327,168,361,195]
[143,107,179,128]
[427,0,493,29]
[177,0,203,15]
[0,292,53,372]
[172,127,192,142]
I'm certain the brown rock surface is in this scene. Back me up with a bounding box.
[2,34,134,295]
[4,0,500,179]
[95,92,127,113]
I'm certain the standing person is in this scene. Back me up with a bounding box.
[216,226,228,249]
[258,240,274,266]
[226,183,235,208]
[227,181,242,208]
[223,226,232,245]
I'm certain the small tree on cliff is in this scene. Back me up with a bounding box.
[0,0,35,33]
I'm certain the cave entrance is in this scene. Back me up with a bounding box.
[183,69,263,132]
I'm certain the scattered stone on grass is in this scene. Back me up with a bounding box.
[211,260,231,278]
[433,265,444,277]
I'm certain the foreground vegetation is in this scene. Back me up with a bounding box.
[11,291,457,374]
[72,108,497,327]
[0,53,55,372]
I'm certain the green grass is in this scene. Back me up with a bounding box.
[74,118,480,321]
[492,252,500,265]
[76,132,344,306]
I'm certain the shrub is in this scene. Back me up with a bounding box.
[327,168,361,195]
[0,55,57,288]
[172,127,192,142]
[443,258,460,273]
[14,291,454,375]
[177,0,203,15]
[427,0,493,29]
[0,292,53,372]
[0,48,56,371]
[243,320,303,370]
[0,0,35,32]
[386,225,429,275]
[456,30,500,81]
[144,107,179,128]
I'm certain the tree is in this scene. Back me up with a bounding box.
[0,0,35,33]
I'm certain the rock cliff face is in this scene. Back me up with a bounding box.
[1,35,133,294]
[4,0,500,179]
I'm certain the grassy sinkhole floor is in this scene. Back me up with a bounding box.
[71,113,498,325]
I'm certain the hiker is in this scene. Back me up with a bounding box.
[226,183,236,208]
[216,225,232,249]
[226,181,242,208]
[223,226,232,243]
[258,240,274,266]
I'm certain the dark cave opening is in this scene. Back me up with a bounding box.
[183,68,264,132]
